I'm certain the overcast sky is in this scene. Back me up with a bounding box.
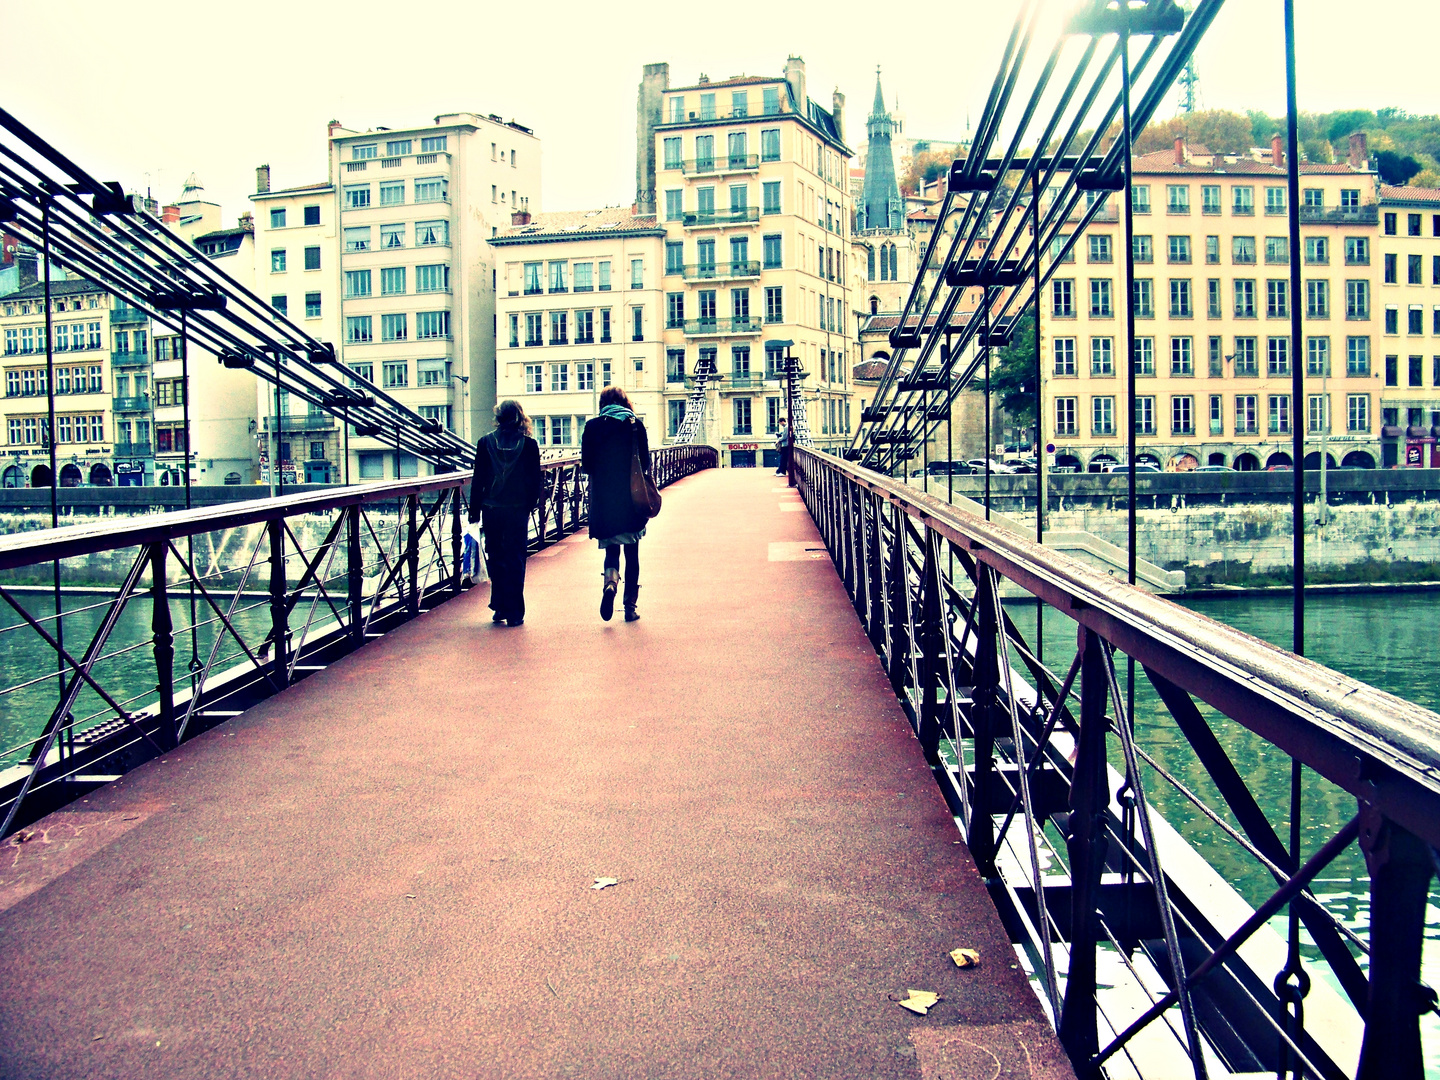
[3,1,1435,228]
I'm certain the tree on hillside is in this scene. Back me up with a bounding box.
[986,311,1038,430]
[1376,150,1423,185]
[901,149,955,196]
[1326,110,1377,144]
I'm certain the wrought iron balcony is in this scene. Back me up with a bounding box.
[681,155,760,175]
[112,440,152,458]
[110,307,148,325]
[682,260,761,281]
[682,316,764,336]
[682,207,760,228]
[111,350,148,366]
[262,413,337,432]
[112,395,150,412]
[1301,205,1379,226]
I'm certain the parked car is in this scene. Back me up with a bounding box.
[1102,462,1161,474]
[965,458,1015,474]
[1192,464,1237,473]
[1266,464,1293,472]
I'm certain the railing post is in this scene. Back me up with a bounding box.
[450,485,462,595]
[864,493,884,650]
[150,542,177,749]
[1060,625,1110,1068]
[347,503,363,648]
[884,502,911,699]
[1357,808,1436,1080]
[406,493,419,615]
[968,565,1000,877]
[268,519,289,688]
[916,528,943,760]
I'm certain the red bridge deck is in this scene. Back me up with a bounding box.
[0,468,1069,1079]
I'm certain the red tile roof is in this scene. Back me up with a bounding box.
[1380,184,1440,206]
[1132,148,1365,177]
[852,359,889,380]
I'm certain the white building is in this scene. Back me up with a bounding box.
[491,209,667,448]
[324,113,541,480]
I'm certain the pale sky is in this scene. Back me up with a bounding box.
[2,1,1435,230]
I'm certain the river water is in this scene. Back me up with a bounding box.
[1,587,1436,1068]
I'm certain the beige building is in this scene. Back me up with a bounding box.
[250,172,343,484]
[637,57,856,466]
[1376,185,1440,467]
[1,272,127,488]
[322,113,540,480]
[1040,135,1383,472]
[491,210,666,450]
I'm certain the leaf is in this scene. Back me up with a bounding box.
[950,947,981,969]
[897,989,941,1015]
[591,877,619,891]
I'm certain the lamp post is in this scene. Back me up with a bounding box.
[766,338,796,486]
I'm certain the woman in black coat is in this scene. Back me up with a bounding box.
[581,386,651,622]
[470,400,543,626]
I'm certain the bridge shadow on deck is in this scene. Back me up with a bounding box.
[0,468,1069,1080]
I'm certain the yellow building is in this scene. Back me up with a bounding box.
[491,210,666,450]
[638,57,856,466]
[1041,135,1382,472]
[1375,185,1440,467]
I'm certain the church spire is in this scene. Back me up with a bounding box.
[861,67,902,232]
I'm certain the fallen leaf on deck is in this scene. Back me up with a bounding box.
[897,989,941,1015]
[950,947,981,968]
[592,877,620,890]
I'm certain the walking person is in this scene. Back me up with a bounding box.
[773,417,790,475]
[470,400,543,626]
[582,386,651,622]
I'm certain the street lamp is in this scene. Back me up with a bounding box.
[766,338,796,485]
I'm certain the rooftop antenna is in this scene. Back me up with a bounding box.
[1177,1,1201,112]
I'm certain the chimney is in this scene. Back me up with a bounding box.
[832,88,846,144]
[1,233,17,266]
[143,196,159,215]
[1271,133,1284,168]
[634,62,670,216]
[784,55,807,114]
[1174,134,1185,166]
[327,119,342,137]
[1348,131,1368,169]
[256,164,271,194]
[238,211,254,230]
[161,205,180,225]
[511,197,531,226]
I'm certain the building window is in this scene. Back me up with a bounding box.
[1347,394,1369,432]
[380,267,406,296]
[1131,185,1151,214]
[550,311,568,344]
[524,364,542,393]
[666,348,686,384]
[1233,236,1256,264]
[1264,186,1286,215]
[382,361,408,388]
[1133,338,1155,376]
[1265,236,1289,265]
[1055,397,1077,436]
[1169,279,1192,317]
[600,309,611,343]
[414,176,448,203]
[1385,307,1399,335]
[415,220,448,246]
[1208,336,1223,377]
[379,180,404,207]
[761,128,780,162]
[1384,212,1398,236]
[416,264,449,293]
[763,234,782,269]
[1384,252,1398,284]
[1167,235,1191,264]
[509,314,520,349]
[1134,396,1155,435]
[1172,395,1194,435]
[665,190,683,221]
[1306,280,1330,319]
[548,363,569,393]
[664,242,683,276]
[1305,237,1329,265]
[271,295,288,316]
[417,359,449,388]
[1167,185,1190,214]
[1409,354,1424,387]
[1235,394,1259,434]
[271,249,287,273]
[1267,337,1290,376]
[1133,279,1154,319]
[666,292,685,329]
[733,398,752,435]
[663,138,682,169]
[1234,279,1257,318]
[1233,186,1254,215]
[343,226,371,253]
[764,286,783,323]
[344,184,370,210]
[1092,396,1114,436]
[1088,235,1112,263]
[1207,278,1222,318]
[523,262,543,295]
[631,259,644,289]
[303,205,320,226]
[763,86,780,115]
[345,315,372,344]
[1133,235,1153,263]
[269,207,286,229]
[549,261,568,293]
[1090,337,1113,376]
[668,400,686,437]
[381,313,407,342]
[1170,336,1193,375]
[632,306,644,341]
[1306,336,1330,376]
[1345,336,1370,376]
[1409,307,1424,335]
[304,246,321,270]
[344,269,371,298]
[1054,338,1076,376]
[1385,354,1398,386]
[1052,279,1075,317]
[577,362,594,392]
[1201,185,1222,214]
[1344,236,1369,265]
[762,181,782,215]
[575,310,594,344]
[1346,280,1370,320]
[305,292,321,318]
[1268,394,1290,433]
[416,311,450,340]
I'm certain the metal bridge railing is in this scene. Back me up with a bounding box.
[0,444,717,838]
[793,446,1439,1080]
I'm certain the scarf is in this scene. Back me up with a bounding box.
[598,403,635,422]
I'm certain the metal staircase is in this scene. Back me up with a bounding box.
[672,355,718,445]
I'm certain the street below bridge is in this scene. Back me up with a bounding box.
[0,467,1068,1080]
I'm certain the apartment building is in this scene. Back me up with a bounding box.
[1376,185,1440,467]
[251,170,343,484]
[1041,135,1383,472]
[638,57,856,466]
[324,113,539,480]
[491,210,666,449]
[1,273,128,487]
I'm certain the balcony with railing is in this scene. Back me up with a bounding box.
[1302,204,1379,226]
[110,350,149,366]
[262,413,338,433]
[681,155,760,176]
[110,306,148,325]
[682,316,764,337]
[682,207,760,229]
[682,260,761,281]
[112,440,152,458]
[112,395,150,413]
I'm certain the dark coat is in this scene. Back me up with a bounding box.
[469,429,542,523]
[582,415,650,542]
